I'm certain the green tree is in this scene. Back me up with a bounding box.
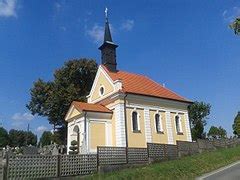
[218,126,227,138]
[27,59,98,144]
[0,127,9,147]
[233,112,240,137]
[208,126,227,139]
[25,131,37,146]
[208,126,219,139]
[9,129,24,147]
[229,18,240,35]
[9,129,37,147]
[188,101,211,140]
[39,131,53,147]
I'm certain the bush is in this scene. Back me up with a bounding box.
[69,140,78,154]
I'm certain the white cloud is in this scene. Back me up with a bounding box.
[86,24,104,44]
[0,0,17,17]
[11,121,24,129]
[60,26,66,31]
[86,23,115,44]
[12,112,35,121]
[36,125,48,133]
[121,19,134,31]
[223,6,240,22]
[54,2,61,11]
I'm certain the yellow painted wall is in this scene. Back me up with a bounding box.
[170,112,188,144]
[150,110,168,144]
[90,122,106,149]
[90,71,114,102]
[111,110,116,146]
[126,108,146,147]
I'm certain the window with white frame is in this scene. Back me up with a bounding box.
[155,114,163,133]
[175,115,182,134]
[132,111,139,132]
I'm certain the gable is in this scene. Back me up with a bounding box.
[88,66,115,103]
[65,106,81,121]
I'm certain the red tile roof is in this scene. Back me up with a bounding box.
[102,65,191,103]
[72,101,112,113]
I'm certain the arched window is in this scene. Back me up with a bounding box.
[175,115,181,133]
[73,125,80,152]
[99,86,104,96]
[155,114,162,133]
[132,111,139,131]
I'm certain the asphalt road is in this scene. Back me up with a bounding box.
[197,161,240,180]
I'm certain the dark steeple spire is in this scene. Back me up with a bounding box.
[99,8,118,72]
[104,20,113,42]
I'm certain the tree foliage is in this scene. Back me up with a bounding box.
[0,127,9,147]
[188,101,211,140]
[218,126,227,138]
[229,18,240,35]
[233,112,240,137]
[27,59,98,144]
[9,129,37,147]
[39,131,53,147]
[208,126,227,139]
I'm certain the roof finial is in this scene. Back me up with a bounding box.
[105,7,108,22]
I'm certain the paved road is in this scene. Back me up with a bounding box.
[197,161,240,180]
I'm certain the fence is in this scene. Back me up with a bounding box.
[177,141,199,157]
[97,147,148,165]
[60,154,97,177]
[127,148,148,164]
[3,138,240,179]
[97,146,127,166]
[5,154,97,179]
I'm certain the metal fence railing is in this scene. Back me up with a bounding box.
[2,138,240,179]
[6,154,97,180]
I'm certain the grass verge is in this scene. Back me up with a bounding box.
[83,146,240,180]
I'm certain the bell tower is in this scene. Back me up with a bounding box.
[98,8,118,72]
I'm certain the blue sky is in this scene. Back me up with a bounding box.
[0,0,239,138]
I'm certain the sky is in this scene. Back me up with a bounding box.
[0,0,239,139]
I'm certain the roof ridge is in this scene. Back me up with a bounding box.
[145,77,189,101]
[101,64,146,77]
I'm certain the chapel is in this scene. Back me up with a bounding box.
[65,11,192,154]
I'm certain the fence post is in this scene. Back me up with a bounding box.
[97,147,99,168]
[126,147,128,164]
[164,144,167,160]
[3,153,8,180]
[176,141,180,157]
[147,143,150,163]
[57,155,61,178]
[225,139,228,149]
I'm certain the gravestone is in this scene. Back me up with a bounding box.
[22,146,38,155]
[52,145,59,155]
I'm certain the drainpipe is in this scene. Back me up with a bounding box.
[84,111,87,153]
[124,94,128,148]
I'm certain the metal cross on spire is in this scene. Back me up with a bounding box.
[105,7,108,22]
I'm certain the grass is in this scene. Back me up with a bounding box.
[83,146,240,180]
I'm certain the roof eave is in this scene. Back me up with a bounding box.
[126,92,193,104]
[82,110,113,114]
